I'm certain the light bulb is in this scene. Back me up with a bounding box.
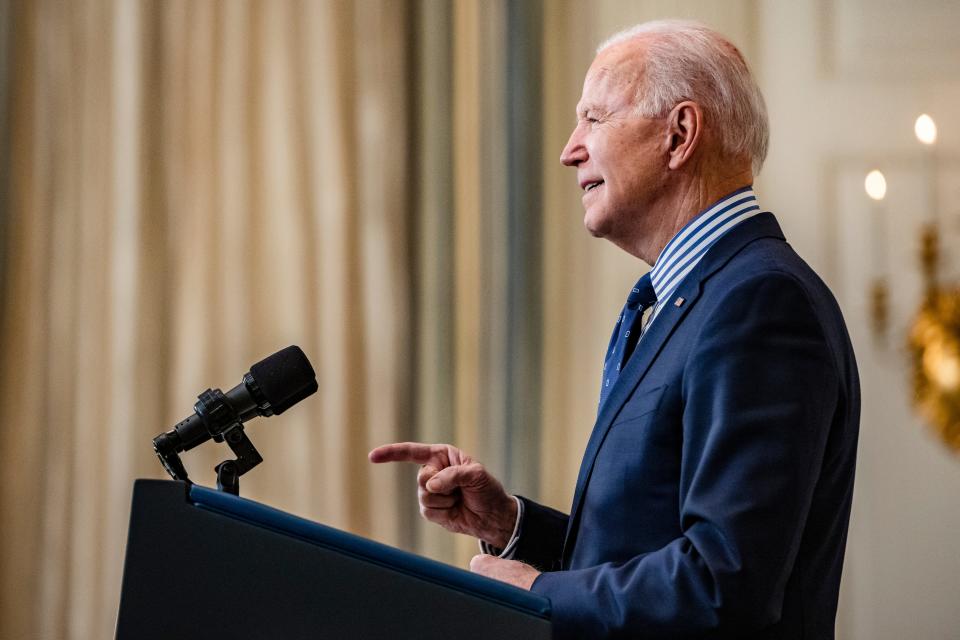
[915,114,937,145]
[865,170,887,201]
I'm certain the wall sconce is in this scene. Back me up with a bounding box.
[914,113,941,298]
[865,169,889,344]
[905,113,960,454]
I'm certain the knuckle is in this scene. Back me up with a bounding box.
[464,463,486,486]
[469,554,486,572]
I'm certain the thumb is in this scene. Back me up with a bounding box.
[469,554,493,573]
[425,463,484,494]
[417,464,439,489]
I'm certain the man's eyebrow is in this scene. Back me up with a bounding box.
[576,103,598,118]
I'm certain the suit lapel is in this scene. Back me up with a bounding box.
[561,278,702,566]
[560,213,786,567]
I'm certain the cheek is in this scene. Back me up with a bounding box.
[622,149,660,189]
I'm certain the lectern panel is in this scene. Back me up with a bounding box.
[116,480,552,640]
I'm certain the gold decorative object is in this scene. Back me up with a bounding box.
[907,223,960,453]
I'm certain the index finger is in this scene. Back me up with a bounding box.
[368,442,438,465]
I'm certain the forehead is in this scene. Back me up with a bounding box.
[576,41,646,114]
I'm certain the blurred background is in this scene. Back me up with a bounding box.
[1,0,959,638]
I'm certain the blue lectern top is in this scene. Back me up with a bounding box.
[188,484,551,619]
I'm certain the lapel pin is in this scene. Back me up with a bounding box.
[674,297,685,307]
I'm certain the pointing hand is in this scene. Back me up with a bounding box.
[369,442,518,548]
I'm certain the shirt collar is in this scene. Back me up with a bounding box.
[648,186,761,302]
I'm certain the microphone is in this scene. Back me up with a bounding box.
[153,345,318,489]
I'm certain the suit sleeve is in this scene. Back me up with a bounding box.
[509,496,569,572]
[531,273,842,638]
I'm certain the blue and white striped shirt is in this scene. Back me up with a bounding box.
[643,185,763,335]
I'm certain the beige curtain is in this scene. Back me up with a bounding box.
[0,1,415,637]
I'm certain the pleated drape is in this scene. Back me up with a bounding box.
[0,1,415,637]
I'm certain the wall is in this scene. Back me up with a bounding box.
[758,2,960,637]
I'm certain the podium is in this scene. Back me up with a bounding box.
[115,480,552,639]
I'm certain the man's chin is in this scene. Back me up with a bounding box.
[583,213,610,238]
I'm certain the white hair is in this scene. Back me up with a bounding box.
[598,20,769,175]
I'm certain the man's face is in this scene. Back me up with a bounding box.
[561,41,668,249]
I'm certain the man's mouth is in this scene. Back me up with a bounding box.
[583,180,604,193]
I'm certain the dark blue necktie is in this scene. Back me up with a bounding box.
[598,273,657,411]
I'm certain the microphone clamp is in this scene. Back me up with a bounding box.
[151,345,317,496]
[153,387,264,496]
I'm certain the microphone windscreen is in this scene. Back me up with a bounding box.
[249,345,318,414]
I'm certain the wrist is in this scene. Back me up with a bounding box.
[484,495,520,550]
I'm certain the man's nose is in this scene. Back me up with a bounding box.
[560,127,587,166]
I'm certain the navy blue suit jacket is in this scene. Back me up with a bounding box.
[516,213,860,639]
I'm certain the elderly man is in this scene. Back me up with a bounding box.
[371,20,859,639]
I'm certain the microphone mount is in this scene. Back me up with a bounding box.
[153,387,264,496]
[152,345,318,496]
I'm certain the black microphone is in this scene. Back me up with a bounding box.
[153,346,318,484]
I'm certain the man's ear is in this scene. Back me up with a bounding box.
[666,101,703,170]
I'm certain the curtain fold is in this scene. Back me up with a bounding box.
[0,1,415,637]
